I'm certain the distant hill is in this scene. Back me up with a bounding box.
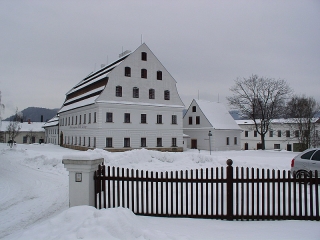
[4,107,59,122]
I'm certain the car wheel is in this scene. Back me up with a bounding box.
[295,170,310,179]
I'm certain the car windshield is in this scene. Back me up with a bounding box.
[301,150,316,160]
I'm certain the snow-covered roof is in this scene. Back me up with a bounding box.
[58,96,97,113]
[43,116,59,128]
[0,121,45,132]
[59,51,131,113]
[195,99,241,130]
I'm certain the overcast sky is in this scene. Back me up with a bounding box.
[1,0,319,119]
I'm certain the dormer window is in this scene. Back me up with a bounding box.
[157,71,162,80]
[124,67,131,77]
[141,52,147,61]
[192,106,196,112]
[141,69,147,79]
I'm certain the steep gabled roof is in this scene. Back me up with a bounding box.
[194,99,241,130]
[58,51,131,113]
[43,116,59,128]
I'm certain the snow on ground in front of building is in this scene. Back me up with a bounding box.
[0,143,319,240]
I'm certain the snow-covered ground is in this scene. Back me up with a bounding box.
[0,143,319,240]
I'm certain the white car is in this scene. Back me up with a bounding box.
[291,148,320,178]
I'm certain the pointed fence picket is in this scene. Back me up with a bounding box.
[94,160,319,221]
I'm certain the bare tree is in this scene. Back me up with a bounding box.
[227,75,292,149]
[0,91,5,142]
[285,95,320,151]
[26,129,37,144]
[6,109,22,148]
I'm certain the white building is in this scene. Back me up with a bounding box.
[0,120,45,144]
[58,43,185,152]
[183,99,242,151]
[43,116,59,145]
[236,118,320,151]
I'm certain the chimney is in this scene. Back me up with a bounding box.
[41,115,43,122]
[28,119,31,124]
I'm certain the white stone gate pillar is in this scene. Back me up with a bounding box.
[62,155,103,207]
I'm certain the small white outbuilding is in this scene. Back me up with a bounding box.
[183,99,242,151]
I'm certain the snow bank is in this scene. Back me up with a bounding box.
[17,206,170,240]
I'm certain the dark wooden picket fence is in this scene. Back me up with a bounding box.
[94,159,320,221]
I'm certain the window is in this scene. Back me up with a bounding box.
[133,87,139,98]
[274,144,280,150]
[141,52,147,61]
[116,86,122,97]
[83,137,85,146]
[269,131,273,137]
[124,67,131,77]
[311,150,320,161]
[141,114,147,123]
[84,114,86,124]
[149,89,155,99]
[141,138,146,147]
[192,106,196,112]
[295,130,299,138]
[94,112,97,123]
[277,130,281,137]
[245,131,248,137]
[172,115,177,124]
[75,137,77,145]
[124,113,130,123]
[79,115,82,124]
[226,137,230,145]
[88,137,90,147]
[254,131,257,137]
[172,138,177,147]
[93,137,96,148]
[88,113,91,123]
[157,138,162,147]
[79,137,81,146]
[301,150,316,159]
[189,116,192,125]
[106,112,113,122]
[234,137,237,145]
[72,116,74,125]
[68,117,70,125]
[164,90,170,100]
[157,114,162,124]
[124,138,130,147]
[286,130,290,137]
[157,71,162,80]
[106,138,113,148]
[75,116,77,125]
[23,136,27,143]
[196,116,200,125]
[141,69,147,79]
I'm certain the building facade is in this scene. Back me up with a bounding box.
[0,120,45,144]
[183,99,242,151]
[236,119,320,151]
[58,43,185,152]
[43,116,59,145]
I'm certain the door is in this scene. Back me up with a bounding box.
[60,132,64,146]
[257,143,262,150]
[310,150,320,175]
[287,144,292,151]
[244,143,248,150]
[191,139,197,149]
